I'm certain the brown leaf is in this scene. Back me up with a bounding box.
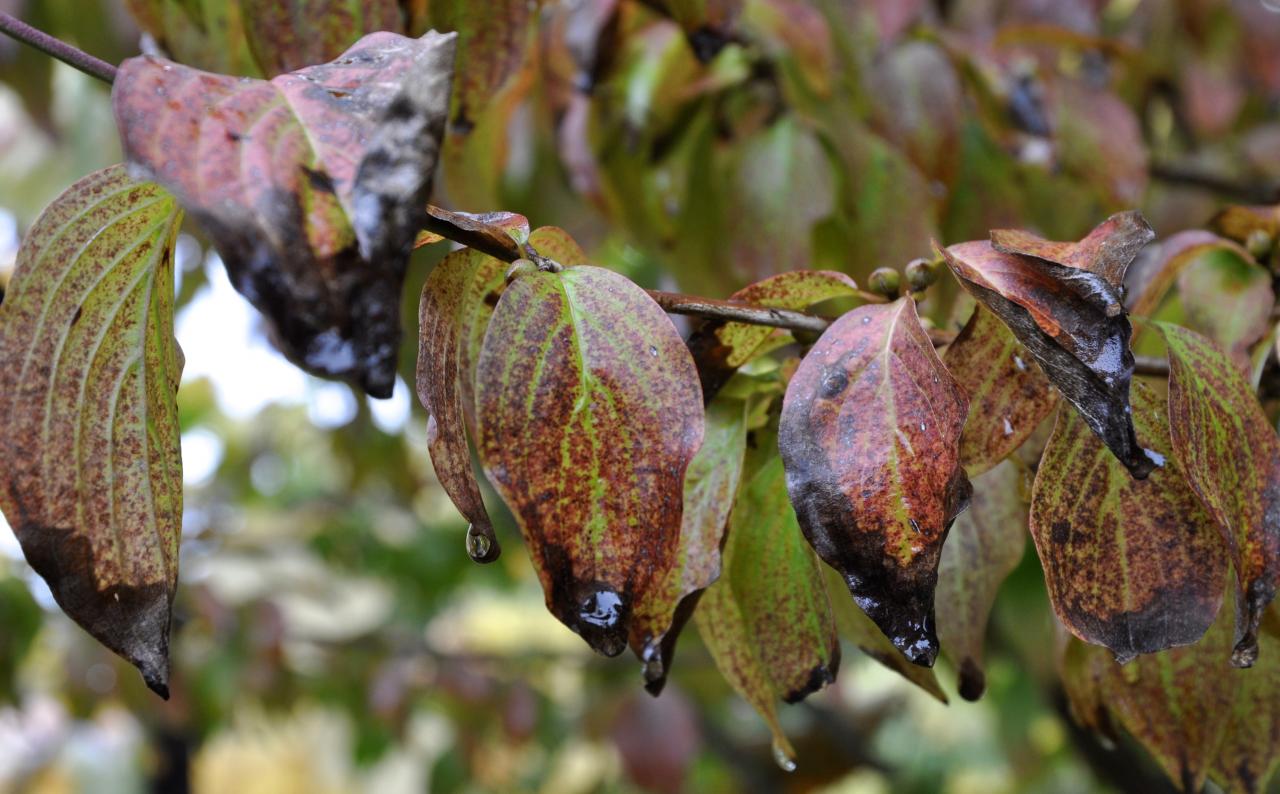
[0,165,184,698]
[475,265,704,659]
[113,31,456,398]
[1030,382,1229,663]
[1156,323,1280,667]
[936,460,1028,700]
[944,305,1057,476]
[941,213,1157,479]
[779,297,971,666]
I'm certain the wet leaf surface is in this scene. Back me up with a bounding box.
[944,305,1056,476]
[694,447,840,765]
[941,214,1156,479]
[475,265,704,661]
[1030,382,1228,662]
[686,269,861,402]
[936,460,1028,700]
[1156,323,1280,666]
[779,297,970,666]
[113,31,456,398]
[0,165,184,697]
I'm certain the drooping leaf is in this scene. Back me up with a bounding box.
[935,460,1028,700]
[124,0,261,76]
[113,31,456,398]
[475,265,704,661]
[1030,381,1228,662]
[685,269,861,401]
[941,213,1157,479]
[640,395,748,694]
[694,449,840,766]
[0,165,185,697]
[240,0,410,76]
[1155,323,1280,666]
[779,297,971,666]
[944,305,1057,476]
[1210,608,1280,794]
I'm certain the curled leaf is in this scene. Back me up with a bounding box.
[113,31,456,397]
[1030,382,1228,663]
[1155,323,1280,667]
[779,297,970,666]
[476,265,704,660]
[941,213,1156,479]
[0,165,184,697]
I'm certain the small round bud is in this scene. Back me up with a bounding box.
[868,267,901,299]
[904,258,939,293]
[1245,229,1273,262]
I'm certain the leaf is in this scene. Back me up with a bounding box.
[475,265,704,660]
[124,0,261,76]
[1155,323,1280,667]
[944,305,1057,477]
[694,449,840,766]
[686,269,861,401]
[1212,205,1280,247]
[941,213,1157,479]
[779,297,971,666]
[656,0,743,61]
[935,460,1028,700]
[1210,609,1280,794]
[241,0,410,76]
[1030,381,1228,663]
[429,0,538,131]
[113,31,456,398]
[0,165,185,698]
[640,395,748,694]
[1126,230,1251,317]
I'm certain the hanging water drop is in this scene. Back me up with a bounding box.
[1013,355,1027,372]
[772,740,797,772]
[465,524,494,562]
[641,641,665,685]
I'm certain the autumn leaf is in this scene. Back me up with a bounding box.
[685,269,861,401]
[1212,205,1280,248]
[124,0,261,76]
[240,0,411,76]
[0,165,184,698]
[695,448,840,768]
[113,31,456,398]
[1211,608,1280,793]
[475,265,704,662]
[779,297,970,666]
[935,460,1028,700]
[1155,323,1280,667]
[941,213,1157,479]
[1030,381,1228,662]
[944,305,1056,477]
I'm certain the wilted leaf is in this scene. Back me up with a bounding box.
[936,460,1028,700]
[241,0,410,76]
[944,305,1056,476]
[1030,381,1228,662]
[638,395,747,694]
[686,269,860,401]
[779,297,970,666]
[476,265,704,661]
[1155,323,1280,666]
[113,31,456,398]
[695,449,840,766]
[941,213,1157,479]
[0,165,184,697]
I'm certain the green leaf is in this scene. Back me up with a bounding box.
[241,0,411,76]
[0,164,185,697]
[1030,381,1228,662]
[779,297,970,665]
[695,448,840,767]
[1210,609,1280,793]
[935,459,1028,700]
[944,305,1057,477]
[1155,323,1280,666]
[475,264,705,663]
[124,0,261,76]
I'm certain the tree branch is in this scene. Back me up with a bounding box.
[0,12,117,86]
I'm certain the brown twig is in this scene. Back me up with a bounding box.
[0,12,118,85]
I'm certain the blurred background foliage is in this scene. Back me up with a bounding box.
[0,0,1278,791]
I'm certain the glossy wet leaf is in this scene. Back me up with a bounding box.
[241,0,410,76]
[936,460,1028,700]
[1030,381,1228,662]
[686,269,860,401]
[476,265,704,661]
[1155,323,1280,666]
[639,396,748,693]
[779,297,970,666]
[941,213,1156,479]
[113,31,456,398]
[944,306,1056,477]
[694,450,840,765]
[0,165,184,697]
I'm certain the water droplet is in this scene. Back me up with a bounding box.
[580,590,623,628]
[649,345,659,357]
[919,422,926,431]
[861,316,871,324]
[1142,448,1166,468]
[908,517,922,534]
[772,740,797,772]
[820,368,848,398]
[465,524,492,561]
[641,641,665,684]
[1013,355,1028,372]
[1002,417,1014,437]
